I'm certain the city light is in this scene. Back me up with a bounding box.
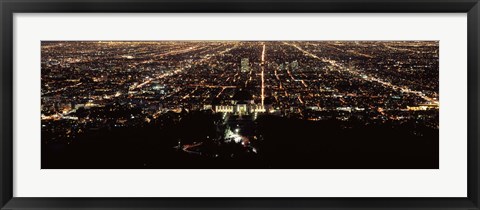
[41,41,439,169]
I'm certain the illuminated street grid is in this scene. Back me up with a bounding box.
[41,41,439,149]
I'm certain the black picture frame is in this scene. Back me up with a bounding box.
[1,0,479,209]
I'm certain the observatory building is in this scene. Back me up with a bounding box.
[214,90,266,115]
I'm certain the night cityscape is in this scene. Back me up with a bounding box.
[41,41,439,169]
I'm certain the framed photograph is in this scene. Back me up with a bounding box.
[1,0,479,209]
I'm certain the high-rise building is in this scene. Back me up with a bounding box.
[241,58,249,72]
[291,60,299,70]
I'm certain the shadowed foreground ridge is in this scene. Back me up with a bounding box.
[43,111,438,169]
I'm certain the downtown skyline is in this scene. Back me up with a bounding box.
[41,41,439,169]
